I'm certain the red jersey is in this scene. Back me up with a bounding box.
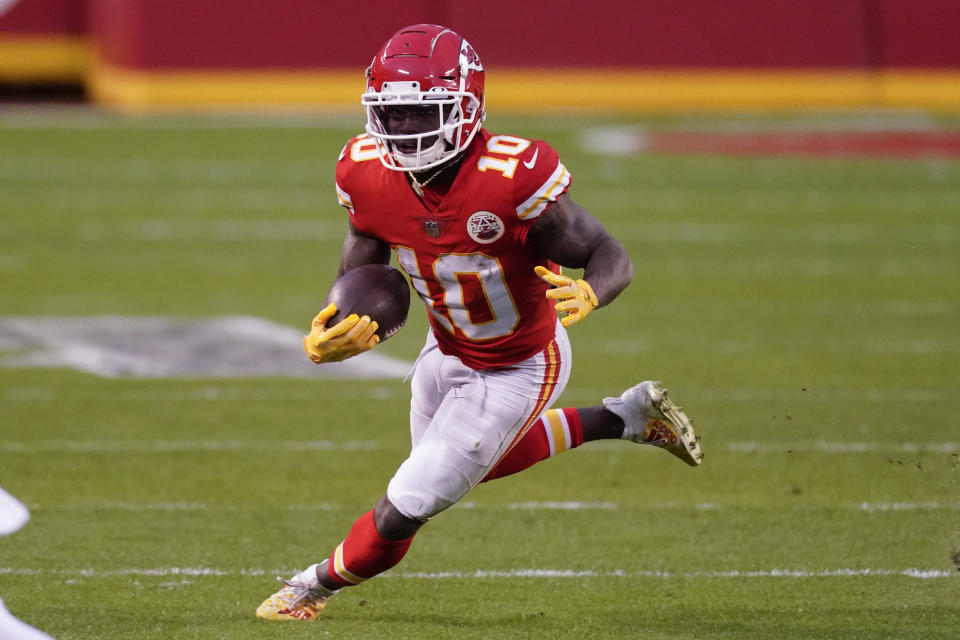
[335,129,572,369]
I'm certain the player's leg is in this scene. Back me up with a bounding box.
[257,333,571,620]
[484,381,704,482]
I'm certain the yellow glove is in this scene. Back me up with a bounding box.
[303,303,380,363]
[534,265,599,328]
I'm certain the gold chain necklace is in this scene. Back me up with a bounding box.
[409,165,447,198]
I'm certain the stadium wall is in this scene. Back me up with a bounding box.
[2,0,960,110]
[0,0,87,81]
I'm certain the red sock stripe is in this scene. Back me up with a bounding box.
[482,405,585,482]
[563,407,584,448]
[327,510,414,587]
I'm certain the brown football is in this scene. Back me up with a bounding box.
[324,264,411,341]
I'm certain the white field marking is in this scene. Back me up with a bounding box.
[856,502,960,513]
[30,502,345,512]
[56,501,951,514]
[634,256,956,279]
[0,158,323,185]
[0,105,940,132]
[598,338,649,354]
[673,298,958,319]
[579,114,951,155]
[593,186,960,217]
[562,387,952,405]
[26,501,618,513]
[392,568,956,579]
[0,107,359,129]
[75,217,342,241]
[0,316,412,379]
[586,112,946,135]
[95,502,208,511]
[2,383,404,404]
[611,221,959,246]
[598,338,960,357]
[1,440,378,453]
[570,439,958,454]
[0,566,952,579]
[505,501,618,511]
[38,189,324,214]
[129,218,339,241]
[726,441,958,454]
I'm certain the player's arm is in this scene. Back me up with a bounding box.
[336,220,391,276]
[527,193,633,326]
[304,222,391,363]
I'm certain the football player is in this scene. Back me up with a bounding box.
[0,487,57,639]
[257,24,702,621]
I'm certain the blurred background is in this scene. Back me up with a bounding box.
[2,0,960,111]
[1,2,958,639]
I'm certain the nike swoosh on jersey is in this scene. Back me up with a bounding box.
[523,148,539,169]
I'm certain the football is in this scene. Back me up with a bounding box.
[324,263,411,341]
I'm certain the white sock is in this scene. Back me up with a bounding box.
[292,561,337,596]
[292,563,320,587]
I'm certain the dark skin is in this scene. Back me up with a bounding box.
[379,105,446,154]
[313,110,634,587]
[314,183,632,588]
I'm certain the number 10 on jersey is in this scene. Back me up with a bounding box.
[396,247,520,341]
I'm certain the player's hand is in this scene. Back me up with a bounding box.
[535,266,599,328]
[303,303,380,363]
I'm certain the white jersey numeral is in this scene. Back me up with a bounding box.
[396,248,519,341]
[476,135,532,179]
[486,135,531,156]
[350,136,381,163]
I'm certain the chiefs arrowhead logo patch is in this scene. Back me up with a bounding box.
[466,211,504,244]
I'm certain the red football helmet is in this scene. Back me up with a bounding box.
[363,24,486,172]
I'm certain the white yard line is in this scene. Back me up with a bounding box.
[22,501,959,513]
[726,441,958,454]
[576,439,958,453]
[0,566,952,579]
[3,439,954,455]
[504,501,619,511]
[855,502,958,512]
[0,107,358,129]
[1,440,378,453]
[562,387,953,405]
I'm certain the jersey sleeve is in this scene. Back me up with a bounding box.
[512,140,572,221]
[335,137,358,217]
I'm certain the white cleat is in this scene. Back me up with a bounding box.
[0,487,30,537]
[255,562,337,621]
[603,381,703,467]
[0,598,56,639]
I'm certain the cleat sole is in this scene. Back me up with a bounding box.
[653,390,703,467]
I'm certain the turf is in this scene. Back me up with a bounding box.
[1,109,958,639]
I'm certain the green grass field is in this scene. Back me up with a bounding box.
[1,109,958,639]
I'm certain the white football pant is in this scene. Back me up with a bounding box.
[387,322,571,520]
